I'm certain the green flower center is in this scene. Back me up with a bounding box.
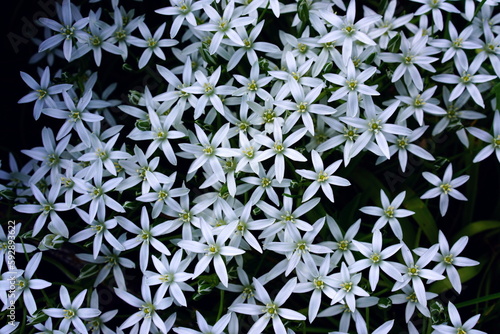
[60,25,75,38]
[343,25,355,35]
[346,80,358,91]
[317,171,329,183]
[179,210,192,222]
[460,72,472,83]
[414,94,426,107]
[397,137,408,148]
[493,135,500,148]
[243,38,252,48]
[297,43,308,53]
[262,109,276,123]
[440,183,452,194]
[70,110,82,121]
[158,190,169,201]
[37,89,48,99]
[296,102,308,113]
[147,38,158,48]
[242,286,254,297]
[207,244,219,254]
[261,177,272,188]
[291,72,301,81]
[203,145,215,156]
[115,29,127,41]
[264,303,278,318]
[338,240,350,251]
[63,309,76,320]
[203,83,214,95]
[273,142,285,153]
[406,292,418,303]
[384,206,395,218]
[281,212,295,223]
[159,274,172,283]
[404,55,415,64]
[90,35,102,46]
[218,19,229,31]
[453,38,463,48]
[340,281,353,292]
[91,187,103,198]
[368,119,383,134]
[140,304,155,318]
[370,253,381,263]
[407,265,420,276]
[443,254,454,264]
[242,146,254,158]
[137,166,151,180]
[313,278,325,290]
[247,80,258,91]
[344,127,359,141]
[295,241,309,253]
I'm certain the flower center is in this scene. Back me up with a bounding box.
[296,102,308,113]
[407,265,420,276]
[63,309,76,320]
[340,281,353,292]
[140,304,155,318]
[313,278,325,290]
[261,177,272,188]
[159,274,173,283]
[264,303,278,318]
[384,206,395,218]
[343,25,355,35]
[493,135,500,148]
[295,241,309,253]
[317,171,329,183]
[247,80,258,91]
[453,38,463,48]
[370,253,381,263]
[60,25,75,38]
[440,183,452,194]
[338,240,350,251]
[368,119,383,134]
[443,254,454,264]
[406,292,418,303]
[460,72,472,83]
[273,141,285,153]
[262,109,276,123]
[243,38,252,48]
[242,146,254,158]
[414,94,426,107]
[90,35,102,46]
[203,83,214,95]
[242,286,254,297]
[456,327,467,334]
[404,55,415,64]
[37,89,48,99]
[397,137,408,148]
[344,127,359,141]
[91,187,103,199]
[297,43,308,53]
[218,19,229,31]
[207,244,220,255]
[147,38,158,48]
[203,145,215,156]
[158,190,169,201]
[346,79,358,91]
[115,29,127,41]
[179,210,192,222]
[281,212,295,223]
[70,110,82,121]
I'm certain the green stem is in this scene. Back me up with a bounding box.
[216,289,225,321]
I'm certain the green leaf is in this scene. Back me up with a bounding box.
[403,192,438,244]
[455,220,500,240]
[75,264,100,282]
[455,292,500,308]
[298,0,310,23]
[388,34,401,53]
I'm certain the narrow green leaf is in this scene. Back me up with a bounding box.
[455,292,500,308]
[403,192,438,244]
[455,220,500,240]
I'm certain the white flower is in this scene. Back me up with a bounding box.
[253,124,307,183]
[467,110,500,163]
[324,216,361,265]
[324,59,379,117]
[350,230,403,291]
[296,150,350,202]
[173,310,231,334]
[411,0,460,31]
[14,182,72,238]
[391,244,445,306]
[330,262,370,311]
[229,277,306,334]
[379,31,439,91]
[146,250,194,306]
[318,0,380,64]
[319,296,379,334]
[390,285,437,322]
[118,206,173,272]
[420,163,469,216]
[432,302,487,334]
[43,286,101,334]
[396,85,447,126]
[341,99,412,160]
[359,190,414,240]
[177,219,245,287]
[18,66,72,120]
[432,58,496,108]
[128,22,178,68]
[414,231,479,293]
[155,0,209,38]
[196,1,254,55]
[115,280,174,334]
[38,0,89,60]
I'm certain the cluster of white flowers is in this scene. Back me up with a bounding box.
[1,0,498,333]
